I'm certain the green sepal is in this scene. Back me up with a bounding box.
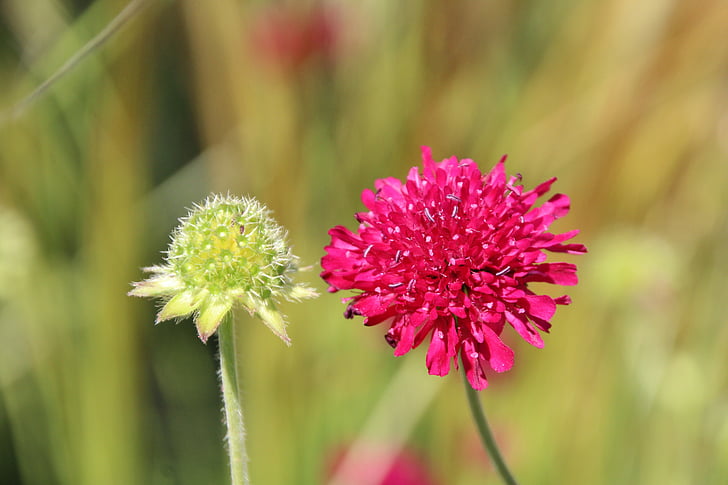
[156,289,206,323]
[128,274,183,298]
[255,299,291,346]
[196,296,234,343]
[287,284,318,301]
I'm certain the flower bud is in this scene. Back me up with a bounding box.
[130,194,317,343]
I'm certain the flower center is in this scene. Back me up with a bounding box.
[170,201,290,295]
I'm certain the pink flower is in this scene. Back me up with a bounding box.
[321,147,587,390]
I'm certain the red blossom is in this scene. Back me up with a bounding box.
[321,147,586,390]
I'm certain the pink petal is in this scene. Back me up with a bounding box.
[505,310,544,348]
[523,177,557,201]
[460,341,489,390]
[449,306,468,319]
[354,293,394,316]
[421,146,437,180]
[547,242,588,254]
[523,263,579,285]
[425,327,451,376]
[522,294,556,321]
[328,225,364,248]
[394,319,416,356]
[481,325,515,373]
[529,315,553,333]
[420,145,434,165]
[361,188,377,211]
[483,158,507,187]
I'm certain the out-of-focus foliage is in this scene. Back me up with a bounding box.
[0,0,726,484]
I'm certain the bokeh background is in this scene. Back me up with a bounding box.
[1,0,727,484]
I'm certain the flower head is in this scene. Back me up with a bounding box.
[321,147,586,390]
[130,194,316,344]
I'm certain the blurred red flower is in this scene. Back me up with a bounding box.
[326,444,440,485]
[250,4,341,73]
[321,147,586,390]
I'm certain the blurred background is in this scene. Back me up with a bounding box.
[1,0,727,484]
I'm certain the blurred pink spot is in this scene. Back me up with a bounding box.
[250,4,342,73]
[326,443,441,485]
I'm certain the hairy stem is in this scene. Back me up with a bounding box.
[219,316,250,485]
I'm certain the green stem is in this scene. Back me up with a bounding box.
[218,316,251,485]
[460,356,518,485]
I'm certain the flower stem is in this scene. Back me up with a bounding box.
[460,357,518,485]
[218,315,251,485]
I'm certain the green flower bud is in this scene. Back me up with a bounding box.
[129,195,317,344]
